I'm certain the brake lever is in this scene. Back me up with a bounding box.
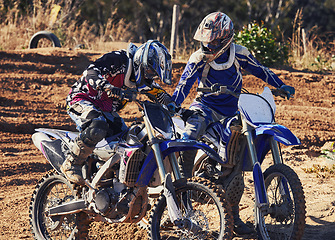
[203,92,218,97]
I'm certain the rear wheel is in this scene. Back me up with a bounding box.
[29,171,90,239]
[148,177,233,240]
[255,164,306,240]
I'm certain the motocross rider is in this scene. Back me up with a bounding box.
[171,12,295,235]
[61,40,173,186]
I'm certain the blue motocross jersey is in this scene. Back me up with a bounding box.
[172,44,284,117]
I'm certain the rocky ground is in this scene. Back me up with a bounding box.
[0,47,334,239]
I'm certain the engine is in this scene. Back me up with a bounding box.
[94,179,134,219]
[94,181,134,220]
[90,123,148,221]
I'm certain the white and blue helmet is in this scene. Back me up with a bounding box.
[133,40,172,86]
[194,12,234,62]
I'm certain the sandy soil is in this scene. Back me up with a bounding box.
[0,47,334,239]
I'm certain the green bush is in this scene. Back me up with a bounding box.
[235,22,288,67]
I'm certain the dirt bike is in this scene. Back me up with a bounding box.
[29,89,233,240]
[173,85,306,240]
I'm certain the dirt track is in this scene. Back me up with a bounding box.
[0,48,334,239]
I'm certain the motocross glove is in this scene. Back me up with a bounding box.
[167,102,177,115]
[279,85,295,100]
[105,86,123,99]
[123,89,137,102]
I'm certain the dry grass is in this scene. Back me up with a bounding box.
[303,142,335,178]
[0,2,334,72]
[0,0,134,51]
[289,35,334,72]
[289,9,334,72]
[303,164,335,178]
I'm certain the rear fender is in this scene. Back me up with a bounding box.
[32,131,65,173]
[35,128,120,149]
[136,139,223,187]
[35,128,78,141]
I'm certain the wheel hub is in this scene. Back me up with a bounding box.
[269,201,294,222]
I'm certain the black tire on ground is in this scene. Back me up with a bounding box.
[29,170,90,240]
[148,176,233,240]
[29,31,61,49]
[255,164,306,240]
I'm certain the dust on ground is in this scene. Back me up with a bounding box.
[0,48,334,239]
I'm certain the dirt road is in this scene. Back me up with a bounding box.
[0,48,334,239]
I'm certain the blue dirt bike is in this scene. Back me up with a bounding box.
[29,89,233,240]
[173,85,306,240]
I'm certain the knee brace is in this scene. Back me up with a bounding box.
[183,114,207,140]
[80,119,109,147]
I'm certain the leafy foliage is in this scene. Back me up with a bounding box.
[235,22,288,66]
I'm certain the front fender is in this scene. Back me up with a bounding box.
[255,124,300,146]
[161,139,224,164]
[136,139,223,187]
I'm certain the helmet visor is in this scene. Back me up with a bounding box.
[203,39,224,52]
[143,66,157,80]
[202,32,234,54]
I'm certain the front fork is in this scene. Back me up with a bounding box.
[243,120,286,214]
[143,116,183,224]
[270,136,283,165]
[242,120,268,210]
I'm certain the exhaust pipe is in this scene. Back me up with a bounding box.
[48,199,87,216]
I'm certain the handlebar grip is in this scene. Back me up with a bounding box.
[197,87,211,92]
[122,90,137,102]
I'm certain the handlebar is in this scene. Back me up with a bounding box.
[197,86,239,98]
[198,85,291,100]
[115,88,171,113]
[104,87,138,102]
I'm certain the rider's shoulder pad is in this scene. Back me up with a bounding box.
[235,44,250,57]
[189,49,205,64]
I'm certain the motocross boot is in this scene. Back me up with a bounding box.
[232,205,255,235]
[60,138,94,185]
[179,150,197,178]
[224,172,255,235]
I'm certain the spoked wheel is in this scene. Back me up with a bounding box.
[137,195,159,230]
[255,164,306,240]
[148,177,233,240]
[29,171,90,239]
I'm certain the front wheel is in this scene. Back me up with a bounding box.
[148,177,233,240]
[255,164,306,240]
[29,171,90,239]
